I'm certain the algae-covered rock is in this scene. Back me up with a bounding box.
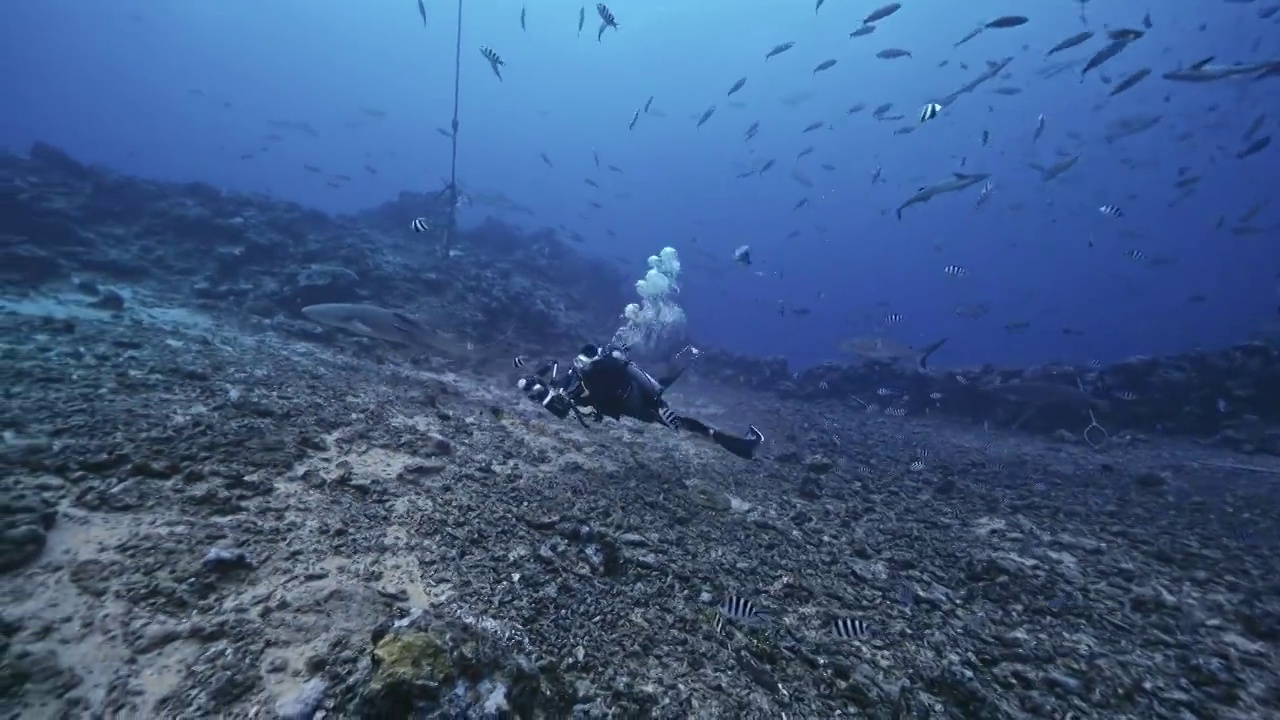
[346,609,558,719]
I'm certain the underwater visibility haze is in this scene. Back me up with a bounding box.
[3,0,1278,367]
[2,1,1280,718]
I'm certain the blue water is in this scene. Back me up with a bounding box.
[2,0,1277,370]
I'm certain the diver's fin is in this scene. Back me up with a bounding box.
[916,337,948,370]
[711,425,762,460]
[672,416,762,460]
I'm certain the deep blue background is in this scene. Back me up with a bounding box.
[2,0,1277,369]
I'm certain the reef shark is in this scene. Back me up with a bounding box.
[1163,57,1280,82]
[301,303,470,354]
[896,173,990,219]
[984,378,1111,445]
[838,336,949,370]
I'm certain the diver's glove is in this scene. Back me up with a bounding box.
[517,377,573,419]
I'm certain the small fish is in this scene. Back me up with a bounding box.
[1107,28,1144,42]
[1033,113,1046,142]
[628,109,639,130]
[863,3,902,24]
[981,129,990,145]
[733,245,752,265]
[595,3,618,41]
[1237,136,1271,159]
[718,596,769,630]
[759,159,776,173]
[1109,68,1151,96]
[944,264,967,276]
[1082,40,1132,78]
[986,15,1028,29]
[876,48,912,59]
[520,5,526,31]
[1046,31,1094,56]
[644,95,654,113]
[727,77,747,96]
[578,5,585,36]
[886,408,907,417]
[815,0,826,14]
[411,218,431,233]
[1243,115,1266,141]
[793,198,809,210]
[954,26,985,47]
[975,181,994,208]
[919,102,942,123]
[480,46,505,81]
[1142,12,1152,29]
[1115,390,1137,401]
[883,312,904,326]
[539,152,552,166]
[1124,249,1148,261]
[766,42,795,60]
[876,387,900,397]
[797,146,814,158]
[1098,204,1124,218]
[416,0,427,26]
[802,120,825,133]
[513,356,528,368]
[696,105,716,128]
[850,25,876,38]
[596,3,617,28]
[909,459,925,471]
[833,618,871,640]
[813,58,837,74]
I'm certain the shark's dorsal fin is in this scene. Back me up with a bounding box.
[1190,56,1215,70]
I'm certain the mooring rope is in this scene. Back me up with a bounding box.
[445,0,463,233]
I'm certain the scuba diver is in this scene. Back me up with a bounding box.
[514,343,765,459]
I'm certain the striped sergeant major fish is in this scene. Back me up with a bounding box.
[975,181,994,208]
[833,617,871,640]
[716,595,770,632]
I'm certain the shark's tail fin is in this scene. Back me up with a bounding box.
[917,338,948,370]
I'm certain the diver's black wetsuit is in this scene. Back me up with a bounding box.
[515,344,764,460]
